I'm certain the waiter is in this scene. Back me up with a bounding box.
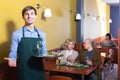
[4,5,47,80]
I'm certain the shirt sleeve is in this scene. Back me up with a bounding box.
[9,32,19,61]
[72,50,78,60]
[41,32,48,55]
[92,50,102,66]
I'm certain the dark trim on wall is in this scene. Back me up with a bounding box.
[110,6,119,38]
[76,0,84,42]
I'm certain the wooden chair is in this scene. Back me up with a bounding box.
[74,42,83,53]
[49,75,72,80]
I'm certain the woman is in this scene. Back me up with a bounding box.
[101,33,117,47]
[59,39,78,65]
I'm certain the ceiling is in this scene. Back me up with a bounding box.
[102,0,119,6]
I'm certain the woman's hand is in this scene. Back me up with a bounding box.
[4,57,16,67]
[66,55,74,63]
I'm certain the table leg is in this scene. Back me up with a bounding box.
[45,71,50,80]
[82,75,84,80]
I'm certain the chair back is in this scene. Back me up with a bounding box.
[49,75,72,80]
[74,42,83,53]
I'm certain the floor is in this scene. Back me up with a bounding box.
[102,63,118,80]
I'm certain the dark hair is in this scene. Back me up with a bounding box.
[106,33,112,39]
[22,6,37,17]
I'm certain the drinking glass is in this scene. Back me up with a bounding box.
[36,41,43,57]
[86,57,92,66]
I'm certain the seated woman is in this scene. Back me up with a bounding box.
[58,39,78,65]
[101,33,117,48]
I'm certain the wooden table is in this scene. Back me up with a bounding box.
[43,59,97,80]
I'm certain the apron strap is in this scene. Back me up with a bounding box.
[22,27,24,37]
[35,27,40,38]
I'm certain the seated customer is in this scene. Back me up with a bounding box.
[76,38,102,80]
[58,39,78,64]
[102,48,118,80]
[101,33,117,47]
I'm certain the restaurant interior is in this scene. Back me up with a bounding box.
[0,0,120,80]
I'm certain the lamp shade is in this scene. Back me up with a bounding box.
[109,19,112,23]
[76,13,81,20]
[44,8,52,17]
[92,16,97,21]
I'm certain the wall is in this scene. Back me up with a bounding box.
[110,6,119,38]
[84,0,110,40]
[0,0,76,62]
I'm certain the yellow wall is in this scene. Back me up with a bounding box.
[84,0,110,40]
[0,0,76,62]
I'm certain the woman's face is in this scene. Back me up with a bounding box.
[105,35,110,40]
[67,42,74,50]
[23,9,36,25]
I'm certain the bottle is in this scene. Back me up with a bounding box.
[86,57,92,66]
[86,57,89,64]
[56,58,60,67]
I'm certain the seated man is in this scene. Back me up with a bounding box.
[58,39,78,65]
[76,38,102,80]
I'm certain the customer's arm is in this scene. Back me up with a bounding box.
[92,50,102,67]
[76,49,86,64]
